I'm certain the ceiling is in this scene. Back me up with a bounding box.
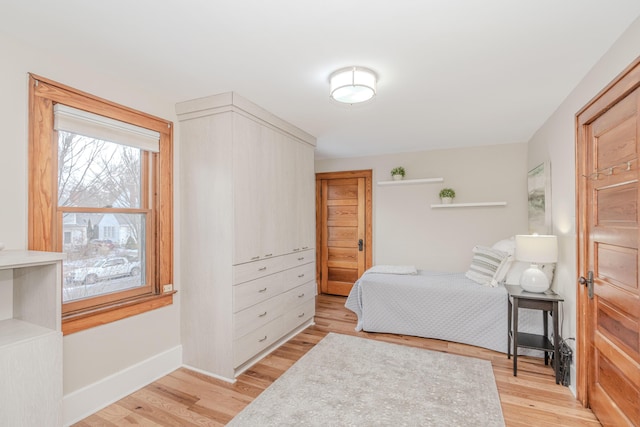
[3,1,640,159]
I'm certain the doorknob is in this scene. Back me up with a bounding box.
[579,271,594,299]
[358,239,363,251]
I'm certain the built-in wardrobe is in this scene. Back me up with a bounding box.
[177,92,316,381]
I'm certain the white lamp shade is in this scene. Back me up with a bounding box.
[330,67,377,104]
[515,235,558,263]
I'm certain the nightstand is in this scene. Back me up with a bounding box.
[506,285,564,384]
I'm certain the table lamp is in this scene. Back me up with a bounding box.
[515,234,558,293]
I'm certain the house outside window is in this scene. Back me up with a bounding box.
[102,226,116,240]
[28,74,174,334]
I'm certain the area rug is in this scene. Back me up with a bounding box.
[228,333,505,426]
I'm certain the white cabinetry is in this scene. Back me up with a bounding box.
[177,92,317,380]
[0,250,64,427]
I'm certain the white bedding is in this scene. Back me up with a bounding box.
[345,270,543,354]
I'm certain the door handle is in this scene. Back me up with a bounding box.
[579,271,594,299]
[358,239,363,251]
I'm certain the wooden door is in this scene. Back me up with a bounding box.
[577,60,640,426]
[316,171,372,296]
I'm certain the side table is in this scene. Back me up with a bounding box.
[506,285,564,384]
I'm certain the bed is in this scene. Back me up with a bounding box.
[345,267,545,354]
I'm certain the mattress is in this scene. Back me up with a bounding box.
[345,270,543,354]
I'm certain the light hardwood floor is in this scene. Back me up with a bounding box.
[75,294,600,426]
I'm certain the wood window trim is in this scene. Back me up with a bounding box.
[28,74,174,335]
[62,291,177,335]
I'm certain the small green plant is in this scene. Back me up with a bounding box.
[390,166,406,177]
[439,188,456,198]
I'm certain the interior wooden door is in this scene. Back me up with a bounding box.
[577,62,640,426]
[316,171,372,296]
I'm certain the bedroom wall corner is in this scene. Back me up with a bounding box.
[315,143,529,272]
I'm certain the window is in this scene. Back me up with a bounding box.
[28,74,174,334]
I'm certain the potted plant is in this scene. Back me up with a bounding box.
[391,166,406,181]
[439,188,455,204]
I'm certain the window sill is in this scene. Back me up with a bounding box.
[62,291,176,335]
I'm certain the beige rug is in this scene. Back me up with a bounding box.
[228,333,505,426]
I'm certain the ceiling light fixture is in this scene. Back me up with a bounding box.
[329,66,377,104]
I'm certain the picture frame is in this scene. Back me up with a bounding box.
[527,161,551,234]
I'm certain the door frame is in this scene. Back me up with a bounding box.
[575,56,640,406]
[315,170,373,294]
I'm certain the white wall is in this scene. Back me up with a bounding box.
[527,15,640,395]
[316,143,528,272]
[0,32,182,424]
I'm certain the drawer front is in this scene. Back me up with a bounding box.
[233,256,284,285]
[233,272,284,312]
[282,298,315,333]
[282,262,316,292]
[234,296,285,338]
[281,249,315,270]
[282,281,316,308]
[234,317,283,368]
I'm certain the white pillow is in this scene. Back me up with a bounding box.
[504,261,556,285]
[491,236,516,256]
[491,237,516,284]
[465,246,509,287]
[493,255,513,284]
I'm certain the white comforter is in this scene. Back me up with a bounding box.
[345,270,542,354]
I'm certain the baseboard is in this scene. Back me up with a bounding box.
[63,345,182,426]
[181,363,237,384]
[569,364,577,397]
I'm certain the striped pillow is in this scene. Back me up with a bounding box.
[465,246,509,287]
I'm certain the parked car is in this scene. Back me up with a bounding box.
[88,239,115,249]
[66,257,141,284]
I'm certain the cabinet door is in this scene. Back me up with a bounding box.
[259,126,281,259]
[296,141,316,251]
[278,133,298,255]
[233,115,264,264]
[233,116,315,263]
[0,331,62,426]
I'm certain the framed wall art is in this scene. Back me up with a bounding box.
[527,161,551,234]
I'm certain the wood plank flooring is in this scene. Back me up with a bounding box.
[74,294,600,426]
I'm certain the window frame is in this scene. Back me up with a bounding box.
[28,74,174,334]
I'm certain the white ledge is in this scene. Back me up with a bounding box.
[377,178,444,186]
[431,202,507,208]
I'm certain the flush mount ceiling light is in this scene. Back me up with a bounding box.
[329,66,377,104]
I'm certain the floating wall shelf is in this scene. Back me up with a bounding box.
[431,202,507,208]
[377,177,444,186]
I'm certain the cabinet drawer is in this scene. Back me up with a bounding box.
[282,281,316,308]
[233,256,284,285]
[281,249,315,270]
[283,262,316,292]
[233,272,284,312]
[234,296,285,339]
[282,298,315,333]
[234,317,283,368]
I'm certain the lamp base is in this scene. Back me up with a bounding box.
[519,264,550,293]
